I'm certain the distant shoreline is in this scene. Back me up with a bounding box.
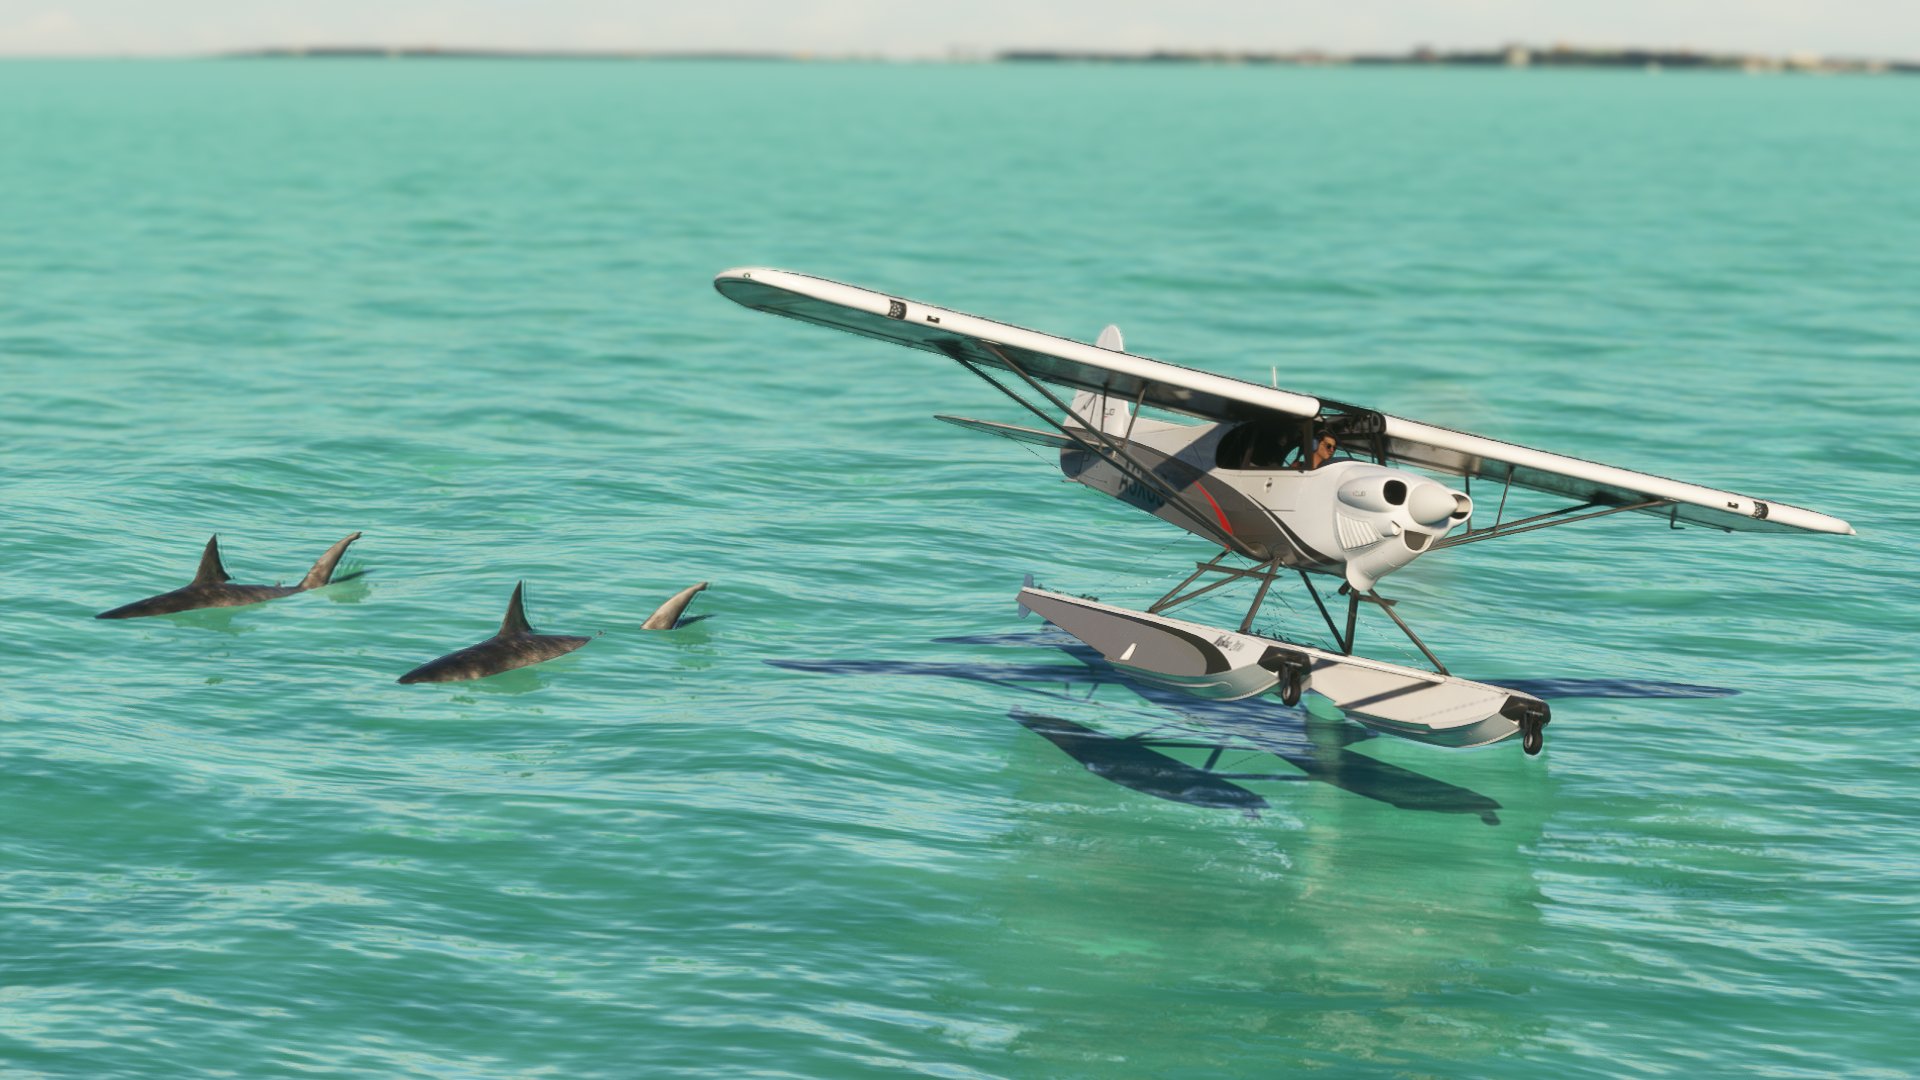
[213,44,1918,74]
[6,44,1915,74]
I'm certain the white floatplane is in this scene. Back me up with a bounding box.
[715,268,1854,755]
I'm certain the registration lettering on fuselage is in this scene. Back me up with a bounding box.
[1117,477,1166,513]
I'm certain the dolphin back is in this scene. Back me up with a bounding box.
[97,535,233,618]
[399,632,591,683]
[98,532,355,619]
[399,581,590,683]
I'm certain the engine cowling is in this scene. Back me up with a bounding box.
[1337,476,1411,513]
[1298,463,1470,591]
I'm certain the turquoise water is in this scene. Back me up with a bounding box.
[3,60,1917,1077]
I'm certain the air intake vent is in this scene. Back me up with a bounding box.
[1337,513,1382,550]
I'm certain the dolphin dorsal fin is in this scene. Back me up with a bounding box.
[499,582,534,636]
[192,536,230,586]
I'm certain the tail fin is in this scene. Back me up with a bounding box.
[299,532,363,590]
[642,582,709,630]
[1068,325,1132,435]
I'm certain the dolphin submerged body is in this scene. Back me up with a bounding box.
[96,532,362,619]
[398,582,591,684]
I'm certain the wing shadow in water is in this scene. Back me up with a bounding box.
[1013,710,1286,814]
[768,639,1507,821]
[1495,677,1737,699]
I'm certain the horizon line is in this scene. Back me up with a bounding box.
[1,43,1916,71]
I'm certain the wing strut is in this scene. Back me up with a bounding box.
[1436,498,1673,550]
[946,342,1265,561]
[1357,588,1449,675]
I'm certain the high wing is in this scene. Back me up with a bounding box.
[715,267,1853,537]
[714,268,1320,422]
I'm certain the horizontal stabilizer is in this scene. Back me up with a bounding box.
[936,415,1074,449]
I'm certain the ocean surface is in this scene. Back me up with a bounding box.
[2,60,1916,1078]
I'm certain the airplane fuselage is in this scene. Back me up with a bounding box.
[1059,416,1472,591]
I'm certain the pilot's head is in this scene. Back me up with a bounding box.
[1311,434,1337,467]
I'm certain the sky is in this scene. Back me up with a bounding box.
[2,0,1917,60]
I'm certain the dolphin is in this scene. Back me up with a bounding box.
[398,582,591,684]
[642,582,709,630]
[97,532,362,619]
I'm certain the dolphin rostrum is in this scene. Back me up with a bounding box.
[96,532,362,619]
[642,582,709,630]
[398,582,591,684]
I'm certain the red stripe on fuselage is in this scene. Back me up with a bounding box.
[1194,482,1234,535]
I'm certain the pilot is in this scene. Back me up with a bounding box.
[1306,433,1338,470]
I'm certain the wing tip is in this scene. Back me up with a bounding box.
[1770,505,1856,536]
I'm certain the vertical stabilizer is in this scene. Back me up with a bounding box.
[1069,325,1132,435]
[499,582,534,636]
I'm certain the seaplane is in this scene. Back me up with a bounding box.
[715,268,1854,756]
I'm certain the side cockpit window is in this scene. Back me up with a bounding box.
[1214,420,1300,470]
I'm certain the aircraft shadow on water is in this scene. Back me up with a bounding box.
[769,628,1735,823]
